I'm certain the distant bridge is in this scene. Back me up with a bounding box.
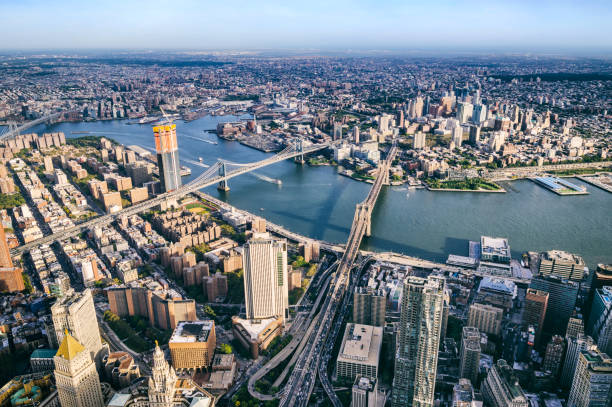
[0,111,78,141]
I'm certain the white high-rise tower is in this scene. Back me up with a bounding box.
[242,233,288,321]
[51,289,104,365]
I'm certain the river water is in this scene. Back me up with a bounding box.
[25,115,611,269]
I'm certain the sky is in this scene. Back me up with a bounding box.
[1,0,611,54]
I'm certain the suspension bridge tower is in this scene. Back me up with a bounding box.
[217,161,230,192]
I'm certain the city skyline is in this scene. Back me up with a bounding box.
[1,0,611,55]
[0,6,611,405]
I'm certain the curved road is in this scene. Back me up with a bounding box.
[247,261,338,400]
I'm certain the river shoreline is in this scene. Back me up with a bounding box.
[25,116,612,268]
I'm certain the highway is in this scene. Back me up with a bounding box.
[318,256,373,407]
[279,140,398,407]
[485,161,612,180]
[10,139,333,256]
[247,260,338,400]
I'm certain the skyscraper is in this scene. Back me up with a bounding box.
[468,125,481,145]
[567,347,612,407]
[242,233,288,321]
[538,250,586,282]
[51,289,104,365]
[588,286,612,356]
[467,303,503,337]
[333,122,343,140]
[54,332,105,407]
[457,102,473,124]
[0,224,24,292]
[452,125,463,148]
[523,288,549,347]
[392,275,445,407]
[561,335,595,389]
[543,335,565,376]
[482,359,528,407]
[460,326,481,386]
[353,287,386,327]
[567,316,585,339]
[153,124,181,192]
[530,275,579,340]
[472,104,487,125]
[413,132,426,150]
[352,377,378,407]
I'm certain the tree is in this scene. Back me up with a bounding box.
[220,224,235,236]
[22,273,33,294]
[219,343,233,354]
[204,305,216,318]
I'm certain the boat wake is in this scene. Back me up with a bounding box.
[250,172,282,185]
[182,158,210,168]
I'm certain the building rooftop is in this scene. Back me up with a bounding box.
[233,316,280,341]
[107,393,132,407]
[170,320,214,343]
[583,349,612,372]
[354,376,376,392]
[56,332,85,360]
[30,348,58,359]
[496,359,526,401]
[481,236,511,258]
[542,250,585,265]
[479,276,517,296]
[338,323,382,365]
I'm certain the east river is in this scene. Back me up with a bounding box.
[26,115,611,269]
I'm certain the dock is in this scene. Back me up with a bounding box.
[577,174,612,193]
[530,176,588,196]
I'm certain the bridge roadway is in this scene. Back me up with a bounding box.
[280,141,398,407]
[318,255,373,407]
[10,140,331,257]
[0,111,78,141]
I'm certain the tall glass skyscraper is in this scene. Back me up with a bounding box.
[153,124,181,192]
[392,275,445,407]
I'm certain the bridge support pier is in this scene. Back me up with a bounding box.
[294,139,305,164]
[217,162,230,192]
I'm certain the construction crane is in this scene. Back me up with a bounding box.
[159,106,174,125]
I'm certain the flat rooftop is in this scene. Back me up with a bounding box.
[481,236,510,257]
[233,316,280,341]
[170,320,214,343]
[479,276,516,296]
[542,250,585,265]
[338,323,383,366]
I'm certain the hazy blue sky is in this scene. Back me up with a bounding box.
[2,0,611,53]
